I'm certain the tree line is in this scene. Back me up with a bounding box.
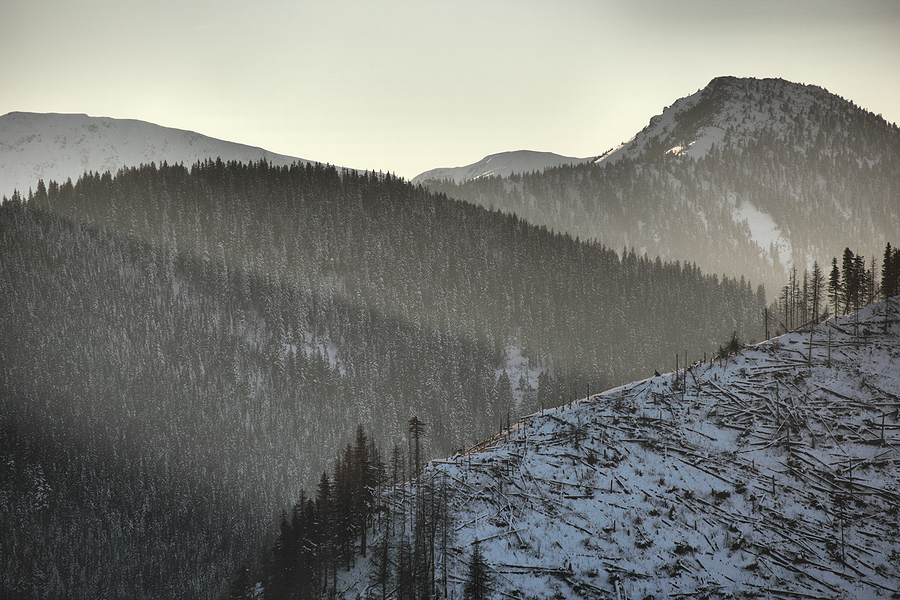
[234,422,475,600]
[769,243,899,334]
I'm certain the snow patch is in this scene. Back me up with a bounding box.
[732,199,791,266]
[681,125,726,158]
[498,345,543,412]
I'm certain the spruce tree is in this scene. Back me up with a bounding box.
[883,243,897,299]
[408,416,426,476]
[353,425,374,557]
[463,541,492,600]
[894,247,900,299]
[841,248,857,313]
[810,260,825,322]
[829,257,842,315]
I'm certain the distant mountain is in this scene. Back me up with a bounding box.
[0,111,306,198]
[411,150,591,184]
[325,298,900,599]
[594,76,891,166]
[423,77,900,298]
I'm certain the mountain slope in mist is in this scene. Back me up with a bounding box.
[423,77,900,299]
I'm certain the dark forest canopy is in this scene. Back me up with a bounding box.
[1,160,763,598]
[11,159,765,401]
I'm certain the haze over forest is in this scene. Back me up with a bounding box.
[1,74,899,599]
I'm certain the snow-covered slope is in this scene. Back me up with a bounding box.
[0,112,306,198]
[595,76,876,165]
[592,76,897,273]
[412,150,591,184]
[344,299,900,598]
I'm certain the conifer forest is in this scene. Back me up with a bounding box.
[0,160,765,598]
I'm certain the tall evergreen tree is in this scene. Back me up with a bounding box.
[882,243,899,299]
[883,243,894,299]
[463,541,492,600]
[842,248,859,313]
[853,252,867,310]
[315,471,334,595]
[810,260,826,323]
[894,247,900,299]
[829,257,842,315]
[868,256,878,304]
[353,425,374,557]
[408,416,426,476]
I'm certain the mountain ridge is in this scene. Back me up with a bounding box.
[594,75,897,165]
[421,76,900,300]
[411,150,592,185]
[0,111,307,198]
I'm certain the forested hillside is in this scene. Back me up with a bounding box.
[423,77,900,298]
[1,161,763,598]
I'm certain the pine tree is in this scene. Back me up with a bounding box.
[333,443,356,570]
[463,541,492,600]
[868,256,877,304]
[408,416,426,476]
[882,243,898,299]
[853,252,866,309]
[894,247,900,299]
[842,248,858,313]
[353,425,375,557]
[810,260,826,323]
[883,243,894,299]
[316,471,334,595]
[829,257,842,315]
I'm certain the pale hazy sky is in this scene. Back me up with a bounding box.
[2,0,898,179]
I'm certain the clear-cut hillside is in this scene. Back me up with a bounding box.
[341,298,900,599]
[0,111,305,198]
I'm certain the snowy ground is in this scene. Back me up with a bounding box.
[341,299,900,599]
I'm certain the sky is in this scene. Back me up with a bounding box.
[2,0,899,180]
